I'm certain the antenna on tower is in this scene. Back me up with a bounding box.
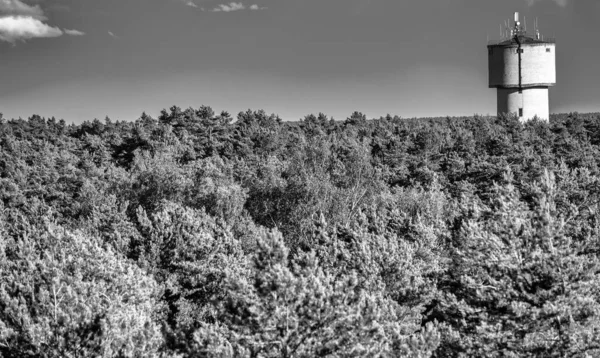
[513,12,521,36]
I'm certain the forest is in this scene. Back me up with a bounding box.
[1,108,600,357]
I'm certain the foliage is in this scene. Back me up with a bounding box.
[0,210,163,357]
[430,171,600,357]
[2,109,600,356]
[190,230,441,357]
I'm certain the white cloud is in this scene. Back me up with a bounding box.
[0,0,82,43]
[212,2,264,12]
[526,0,569,7]
[64,28,84,36]
[0,0,45,19]
[0,15,61,43]
[213,2,245,12]
[174,0,199,9]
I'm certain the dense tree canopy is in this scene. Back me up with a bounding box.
[1,109,600,357]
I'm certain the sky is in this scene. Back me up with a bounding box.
[0,0,599,123]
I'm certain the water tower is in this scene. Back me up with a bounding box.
[488,12,556,121]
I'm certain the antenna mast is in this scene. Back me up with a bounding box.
[513,12,520,38]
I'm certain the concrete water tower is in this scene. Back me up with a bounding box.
[488,12,556,121]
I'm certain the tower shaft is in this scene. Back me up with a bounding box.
[497,87,549,121]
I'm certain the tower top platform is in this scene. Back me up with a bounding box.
[489,12,555,47]
[488,35,555,47]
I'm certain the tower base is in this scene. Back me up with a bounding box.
[497,87,549,121]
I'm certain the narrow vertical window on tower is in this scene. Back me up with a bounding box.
[519,108,523,117]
